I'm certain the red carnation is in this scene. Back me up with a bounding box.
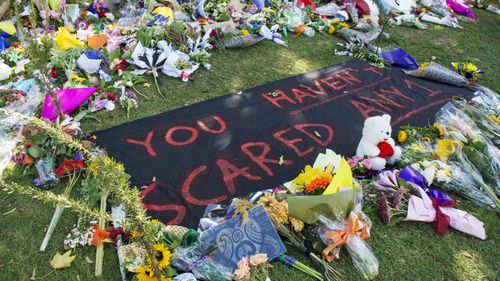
[55,158,87,177]
[106,92,117,101]
[50,67,59,79]
[113,59,129,71]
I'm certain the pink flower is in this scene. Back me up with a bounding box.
[234,257,250,280]
[362,159,372,170]
[249,253,268,266]
[347,158,359,169]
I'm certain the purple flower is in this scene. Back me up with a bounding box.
[74,152,83,161]
[392,188,407,209]
[375,169,399,190]
[378,195,390,224]
[124,91,139,103]
[33,178,41,186]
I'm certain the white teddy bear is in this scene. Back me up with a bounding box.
[356,114,402,170]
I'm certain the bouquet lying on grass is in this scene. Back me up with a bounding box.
[262,149,380,281]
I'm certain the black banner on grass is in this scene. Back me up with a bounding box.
[93,60,473,227]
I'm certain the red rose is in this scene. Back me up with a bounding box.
[55,158,87,177]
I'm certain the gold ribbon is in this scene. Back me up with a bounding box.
[322,212,371,262]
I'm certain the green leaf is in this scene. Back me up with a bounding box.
[28,145,41,158]
[164,266,177,278]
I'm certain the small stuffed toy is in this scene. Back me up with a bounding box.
[356,114,402,170]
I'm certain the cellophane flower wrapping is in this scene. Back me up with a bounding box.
[345,234,379,280]
[436,102,500,201]
[0,80,43,177]
[318,186,379,280]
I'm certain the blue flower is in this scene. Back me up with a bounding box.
[74,152,84,161]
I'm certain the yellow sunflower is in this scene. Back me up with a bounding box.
[136,266,172,281]
[152,243,172,269]
[397,130,407,143]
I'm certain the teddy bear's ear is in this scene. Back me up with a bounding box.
[381,114,392,123]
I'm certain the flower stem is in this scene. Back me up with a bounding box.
[39,171,80,251]
[152,74,167,101]
[95,192,108,276]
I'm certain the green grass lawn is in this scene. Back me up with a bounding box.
[1,8,499,281]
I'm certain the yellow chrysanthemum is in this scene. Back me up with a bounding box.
[434,139,459,162]
[152,243,172,269]
[241,29,250,35]
[397,130,407,143]
[339,22,349,28]
[490,114,499,124]
[465,63,478,72]
[328,25,335,34]
[150,219,161,225]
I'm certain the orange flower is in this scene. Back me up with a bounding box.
[23,156,33,164]
[90,225,110,247]
[305,175,332,194]
[295,24,307,36]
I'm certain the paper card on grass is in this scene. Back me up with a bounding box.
[287,189,356,224]
[199,205,285,271]
[323,157,353,195]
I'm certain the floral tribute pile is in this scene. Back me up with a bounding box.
[0,1,498,281]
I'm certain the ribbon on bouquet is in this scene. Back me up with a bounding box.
[400,166,486,240]
[322,212,370,262]
[259,25,287,46]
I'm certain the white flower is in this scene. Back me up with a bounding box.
[422,167,436,186]
[421,160,432,168]
[105,101,115,111]
[435,169,451,183]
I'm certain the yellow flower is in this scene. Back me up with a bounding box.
[130,230,142,239]
[423,136,431,142]
[292,165,333,189]
[418,62,430,70]
[397,130,408,143]
[241,29,250,35]
[444,168,452,177]
[150,219,161,225]
[490,114,499,124]
[70,74,86,83]
[257,193,288,225]
[434,139,459,162]
[136,266,172,281]
[152,243,172,269]
[433,123,445,136]
[339,22,349,28]
[290,217,305,232]
[465,63,478,72]
[331,19,340,24]
[328,25,335,34]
